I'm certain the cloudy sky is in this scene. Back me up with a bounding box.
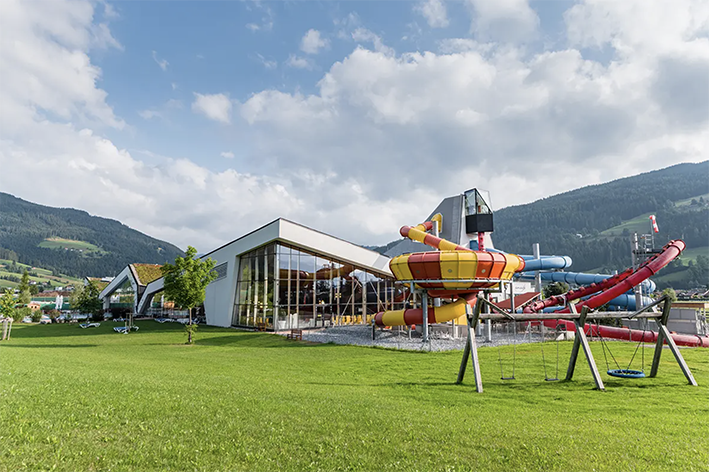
[1,0,707,252]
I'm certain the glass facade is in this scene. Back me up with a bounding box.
[232,242,402,331]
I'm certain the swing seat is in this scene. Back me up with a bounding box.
[607,369,645,379]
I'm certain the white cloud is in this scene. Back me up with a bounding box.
[152,50,168,71]
[255,53,277,70]
[467,0,539,42]
[191,93,232,124]
[138,99,182,121]
[220,151,235,159]
[138,109,161,120]
[300,29,329,54]
[245,3,274,32]
[415,0,449,28]
[171,82,178,90]
[351,28,395,56]
[285,54,312,69]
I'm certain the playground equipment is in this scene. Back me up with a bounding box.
[456,294,698,392]
[374,190,704,391]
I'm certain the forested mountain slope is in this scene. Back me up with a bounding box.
[0,193,184,277]
[493,161,709,276]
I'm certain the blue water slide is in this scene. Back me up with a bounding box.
[519,255,573,272]
[535,294,652,312]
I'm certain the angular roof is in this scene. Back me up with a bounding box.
[86,277,110,292]
[131,264,163,286]
[204,218,392,277]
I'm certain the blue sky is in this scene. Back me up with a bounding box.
[97,0,576,172]
[1,0,707,251]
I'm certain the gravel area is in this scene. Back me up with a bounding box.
[285,324,557,352]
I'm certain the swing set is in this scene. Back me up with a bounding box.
[458,294,698,393]
[496,318,561,382]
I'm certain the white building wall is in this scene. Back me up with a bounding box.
[202,221,280,327]
[201,219,392,328]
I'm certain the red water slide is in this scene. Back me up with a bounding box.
[525,240,709,348]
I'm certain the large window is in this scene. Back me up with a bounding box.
[231,242,398,331]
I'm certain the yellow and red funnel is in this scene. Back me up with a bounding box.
[375,217,525,327]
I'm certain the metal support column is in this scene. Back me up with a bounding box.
[565,305,605,391]
[456,299,483,393]
[422,291,429,343]
[650,299,698,386]
[533,243,542,294]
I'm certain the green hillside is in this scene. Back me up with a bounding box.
[491,161,709,289]
[0,193,184,278]
[0,259,82,290]
[38,237,104,255]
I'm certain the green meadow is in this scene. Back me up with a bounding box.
[1,322,707,472]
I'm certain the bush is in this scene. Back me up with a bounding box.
[13,306,32,322]
[46,309,61,323]
[30,311,42,323]
[184,323,198,344]
[90,311,104,322]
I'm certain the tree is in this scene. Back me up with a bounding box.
[543,281,570,298]
[73,283,103,321]
[161,246,217,344]
[17,270,31,305]
[661,288,677,302]
[0,289,16,319]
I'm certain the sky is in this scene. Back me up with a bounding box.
[1,0,708,253]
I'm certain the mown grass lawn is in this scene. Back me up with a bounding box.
[0,322,707,472]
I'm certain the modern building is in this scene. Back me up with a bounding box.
[99,189,526,331]
[99,263,164,315]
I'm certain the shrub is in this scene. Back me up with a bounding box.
[30,311,42,323]
[184,323,198,344]
[47,309,61,322]
[14,306,32,322]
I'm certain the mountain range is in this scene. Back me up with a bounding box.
[0,193,184,278]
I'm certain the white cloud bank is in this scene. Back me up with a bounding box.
[1,0,708,254]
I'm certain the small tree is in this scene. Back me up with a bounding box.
[661,287,677,302]
[17,270,31,306]
[73,283,104,321]
[0,289,16,319]
[543,281,570,299]
[161,246,217,344]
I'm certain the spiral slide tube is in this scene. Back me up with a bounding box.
[374,295,477,327]
[375,218,525,327]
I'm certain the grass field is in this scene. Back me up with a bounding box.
[0,259,82,289]
[0,323,707,472]
[678,246,709,264]
[675,193,709,207]
[38,237,104,255]
[599,213,653,237]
